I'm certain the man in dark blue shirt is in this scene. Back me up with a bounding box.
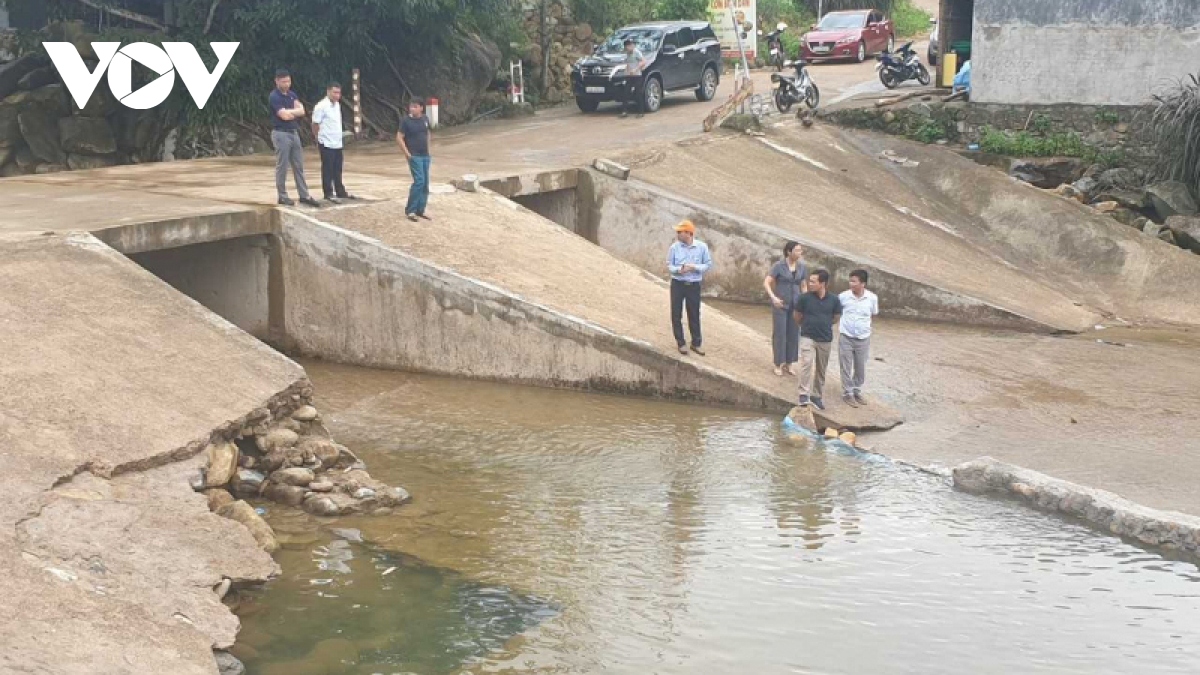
[395,99,432,222]
[795,269,842,411]
[269,69,320,207]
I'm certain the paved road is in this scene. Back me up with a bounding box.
[407,49,930,180]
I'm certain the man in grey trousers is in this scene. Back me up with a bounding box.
[269,69,320,207]
[838,269,879,408]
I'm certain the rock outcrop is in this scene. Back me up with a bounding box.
[0,63,176,175]
[1146,180,1198,220]
[1166,215,1200,254]
[380,32,503,125]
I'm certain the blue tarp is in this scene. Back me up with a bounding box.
[953,60,972,94]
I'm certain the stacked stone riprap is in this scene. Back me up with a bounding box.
[520,1,596,104]
[954,457,1200,557]
[196,390,410,550]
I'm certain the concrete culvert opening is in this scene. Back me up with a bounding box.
[482,169,595,241]
[128,235,275,342]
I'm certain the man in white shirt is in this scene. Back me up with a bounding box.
[838,269,879,408]
[311,82,357,204]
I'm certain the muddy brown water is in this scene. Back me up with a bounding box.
[233,360,1200,675]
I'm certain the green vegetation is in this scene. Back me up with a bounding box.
[979,125,1123,166]
[571,0,708,33]
[890,0,933,39]
[1148,73,1200,198]
[1094,108,1121,125]
[829,107,956,145]
[913,118,948,144]
[9,0,519,130]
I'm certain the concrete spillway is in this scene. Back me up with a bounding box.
[6,116,1198,672]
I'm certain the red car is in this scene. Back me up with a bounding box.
[801,10,894,63]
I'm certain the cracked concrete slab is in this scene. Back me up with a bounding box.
[0,231,303,673]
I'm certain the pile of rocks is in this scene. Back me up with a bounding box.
[520,1,597,104]
[1010,158,1200,255]
[0,50,179,176]
[196,396,410,553]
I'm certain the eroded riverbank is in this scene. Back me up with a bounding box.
[231,362,1200,675]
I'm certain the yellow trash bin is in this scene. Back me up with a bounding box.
[941,52,958,88]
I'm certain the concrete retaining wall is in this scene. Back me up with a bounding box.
[130,235,273,340]
[513,190,581,234]
[972,0,1200,106]
[955,457,1200,558]
[581,169,1047,330]
[89,208,272,255]
[275,211,790,410]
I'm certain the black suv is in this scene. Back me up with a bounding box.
[571,21,722,114]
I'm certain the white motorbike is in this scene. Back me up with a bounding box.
[771,59,820,113]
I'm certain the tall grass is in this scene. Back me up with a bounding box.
[891,0,933,38]
[1148,74,1200,199]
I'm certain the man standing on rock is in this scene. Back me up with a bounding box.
[838,269,879,408]
[620,38,649,119]
[269,69,320,208]
[667,220,712,355]
[396,98,433,222]
[312,82,358,204]
[796,269,841,411]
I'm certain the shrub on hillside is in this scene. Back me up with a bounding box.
[1148,74,1200,202]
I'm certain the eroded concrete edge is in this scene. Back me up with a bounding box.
[954,457,1200,558]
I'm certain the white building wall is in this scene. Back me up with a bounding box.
[972,0,1200,106]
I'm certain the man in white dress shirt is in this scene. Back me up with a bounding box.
[838,269,879,408]
[311,82,357,204]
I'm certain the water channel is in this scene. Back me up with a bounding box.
[235,361,1200,675]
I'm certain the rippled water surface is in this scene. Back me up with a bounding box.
[236,362,1200,675]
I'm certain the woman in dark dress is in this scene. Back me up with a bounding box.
[763,241,807,376]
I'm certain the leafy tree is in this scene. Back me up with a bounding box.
[6,0,518,128]
[652,0,709,20]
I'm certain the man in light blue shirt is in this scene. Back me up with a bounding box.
[666,220,713,355]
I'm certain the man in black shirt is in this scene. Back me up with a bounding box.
[268,69,319,207]
[795,269,842,411]
[395,98,432,222]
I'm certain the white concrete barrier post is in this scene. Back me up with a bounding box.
[428,97,440,128]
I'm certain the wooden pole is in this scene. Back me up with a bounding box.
[703,77,754,132]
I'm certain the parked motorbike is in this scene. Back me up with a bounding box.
[771,59,820,113]
[764,22,788,71]
[876,41,931,89]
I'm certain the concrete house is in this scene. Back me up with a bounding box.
[938,0,1200,106]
